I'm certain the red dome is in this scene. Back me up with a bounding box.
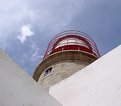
[43,30,100,59]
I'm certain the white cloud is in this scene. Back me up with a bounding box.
[25,0,85,33]
[31,48,43,62]
[18,25,34,43]
[30,43,43,61]
[32,47,39,58]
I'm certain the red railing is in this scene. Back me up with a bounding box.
[43,30,100,59]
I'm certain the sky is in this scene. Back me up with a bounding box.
[0,0,121,75]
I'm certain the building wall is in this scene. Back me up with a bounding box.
[0,49,61,106]
[49,45,121,106]
[38,60,89,90]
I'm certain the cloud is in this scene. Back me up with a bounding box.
[25,0,84,33]
[31,49,43,62]
[30,42,43,62]
[18,25,34,43]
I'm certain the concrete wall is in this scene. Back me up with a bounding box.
[0,49,61,106]
[49,45,121,106]
[33,51,97,81]
[34,51,97,90]
[38,60,89,90]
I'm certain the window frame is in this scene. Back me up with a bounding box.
[41,67,53,80]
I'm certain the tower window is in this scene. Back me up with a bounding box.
[44,67,53,77]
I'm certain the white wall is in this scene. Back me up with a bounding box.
[0,49,61,106]
[49,45,121,106]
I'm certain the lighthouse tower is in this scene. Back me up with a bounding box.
[33,30,100,90]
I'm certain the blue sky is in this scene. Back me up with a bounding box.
[0,0,121,75]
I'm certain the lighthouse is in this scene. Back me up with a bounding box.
[33,30,100,90]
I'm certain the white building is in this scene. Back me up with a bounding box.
[49,45,121,106]
[0,49,61,106]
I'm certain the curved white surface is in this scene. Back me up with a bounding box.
[49,45,121,106]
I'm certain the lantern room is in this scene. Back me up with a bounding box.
[43,30,100,59]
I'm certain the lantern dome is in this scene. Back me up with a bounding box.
[43,30,100,59]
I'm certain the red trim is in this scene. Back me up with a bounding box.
[43,30,100,59]
[51,45,92,55]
